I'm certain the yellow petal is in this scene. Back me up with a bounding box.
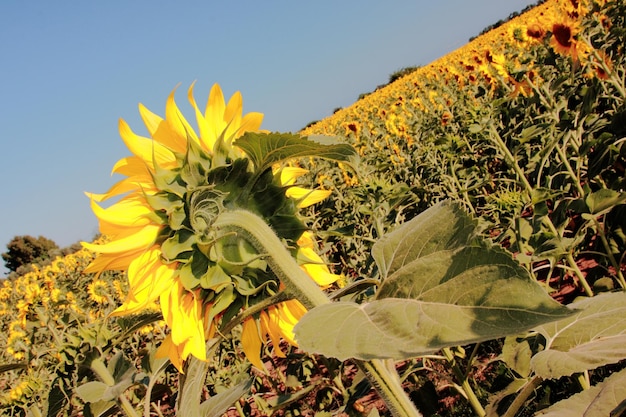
[273,300,307,345]
[286,187,332,208]
[279,167,309,186]
[260,310,285,358]
[159,281,207,361]
[138,103,164,137]
[87,176,152,202]
[81,224,159,254]
[111,248,177,316]
[118,119,176,168]
[241,318,265,371]
[88,196,152,229]
[235,112,264,138]
[111,156,151,177]
[206,84,226,140]
[188,83,215,153]
[155,335,184,373]
[165,87,199,150]
[297,231,315,248]
[83,250,141,274]
[301,262,341,287]
[224,90,243,123]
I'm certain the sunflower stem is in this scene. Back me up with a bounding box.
[502,375,543,417]
[213,209,423,417]
[442,347,485,417]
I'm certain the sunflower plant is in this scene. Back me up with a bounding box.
[83,83,427,416]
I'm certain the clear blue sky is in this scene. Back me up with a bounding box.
[0,1,536,275]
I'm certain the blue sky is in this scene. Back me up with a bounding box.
[0,1,536,275]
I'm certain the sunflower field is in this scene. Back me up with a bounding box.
[2,0,626,416]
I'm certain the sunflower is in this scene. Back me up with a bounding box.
[87,279,109,304]
[84,83,343,371]
[548,16,590,64]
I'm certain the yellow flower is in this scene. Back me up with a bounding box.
[548,15,590,64]
[85,83,340,371]
[87,279,109,304]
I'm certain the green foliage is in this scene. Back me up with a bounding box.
[295,202,573,361]
[537,367,626,416]
[2,235,58,273]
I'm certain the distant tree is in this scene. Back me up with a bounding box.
[302,120,321,130]
[387,66,419,84]
[2,235,59,272]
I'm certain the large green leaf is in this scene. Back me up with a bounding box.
[373,200,476,282]
[537,367,626,417]
[234,132,358,174]
[530,291,626,379]
[294,201,573,361]
[295,298,571,361]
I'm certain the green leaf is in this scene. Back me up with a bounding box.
[199,379,252,417]
[75,381,108,403]
[531,291,626,379]
[500,336,533,378]
[373,200,476,283]
[294,298,570,361]
[585,189,626,215]
[536,367,626,417]
[234,132,358,174]
[295,201,572,361]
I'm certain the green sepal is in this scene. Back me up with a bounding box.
[207,158,251,194]
[207,285,237,325]
[200,264,231,292]
[232,273,278,297]
[180,134,212,189]
[144,192,187,230]
[268,214,306,243]
[178,261,200,291]
[151,163,186,198]
[161,229,196,263]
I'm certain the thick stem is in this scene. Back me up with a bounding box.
[502,376,543,417]
[357,359,423,417]
[566,252,594,297]
[442,347,485,417]
[213,209,423,417]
